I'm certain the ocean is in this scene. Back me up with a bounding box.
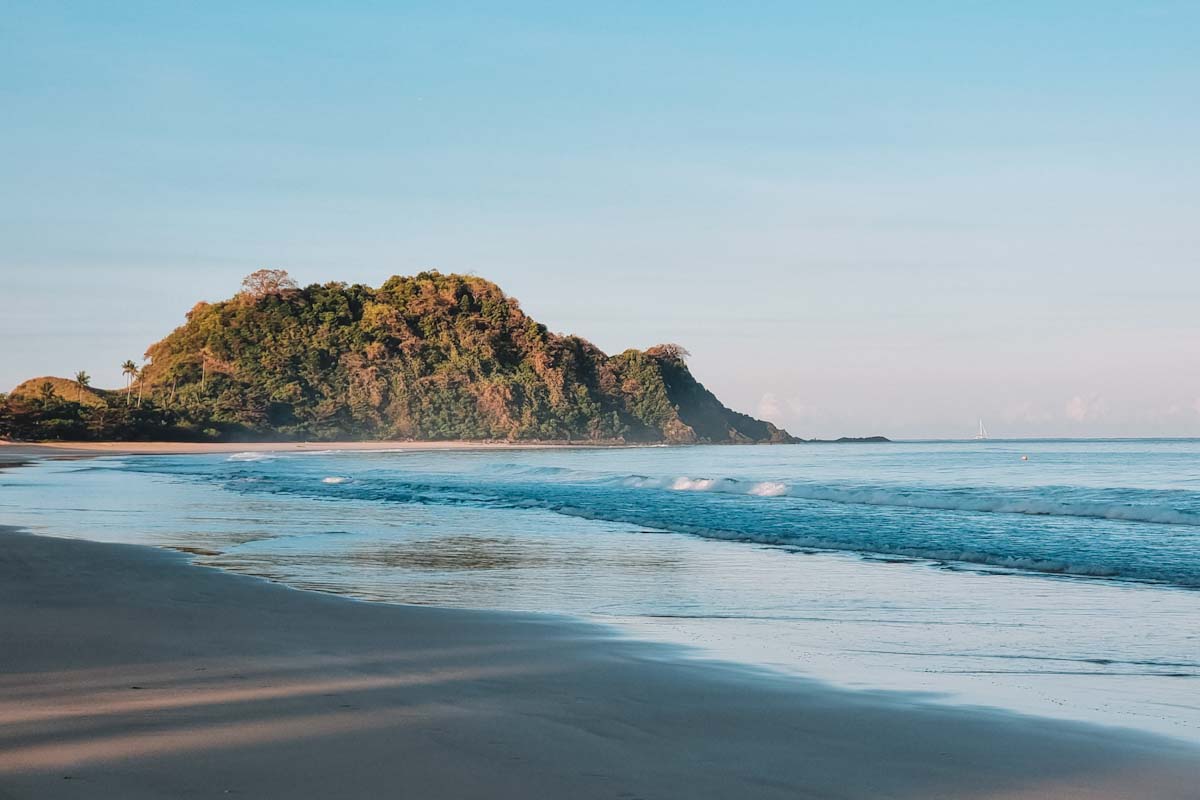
[3,439,1198,741]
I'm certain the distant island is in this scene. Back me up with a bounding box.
[0,270,886,445]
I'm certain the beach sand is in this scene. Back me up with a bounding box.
[1,524,1198,799]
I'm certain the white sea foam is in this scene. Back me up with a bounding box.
[322,476,350,484]
[618,474,1200,527]
[227,452,277,462]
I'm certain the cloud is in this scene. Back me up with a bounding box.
[757,393,822,426]
[785,397,814,418]
[757,392,783,420]
[1065,394,1109,423]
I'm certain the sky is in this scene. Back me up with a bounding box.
[2,1,1197,438]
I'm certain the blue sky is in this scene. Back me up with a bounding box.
[2,1,1197,437]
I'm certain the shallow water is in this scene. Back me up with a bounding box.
[2,441,1198,741]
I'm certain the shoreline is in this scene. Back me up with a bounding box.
[0,437,889,463]
[2,525,1199,798]
[0,440,623,462]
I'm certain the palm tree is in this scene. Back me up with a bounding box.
[136,365,146,408]
[74,371,91,404]
[121,360,138,405]
[198,348,212,392]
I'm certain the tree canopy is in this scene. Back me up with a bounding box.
[240,268,300,299]
[3,272,795,444]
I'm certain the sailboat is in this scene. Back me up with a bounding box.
[974,419,989,440]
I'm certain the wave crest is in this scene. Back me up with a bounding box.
[201,462,1200,588]
[618,474,1200,527]
[227,452,277,462]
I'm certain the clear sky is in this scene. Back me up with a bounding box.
[3,1,1197,438]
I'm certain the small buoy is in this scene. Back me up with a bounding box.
[1021,455,1029,461]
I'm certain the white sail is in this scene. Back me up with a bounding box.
[975,419,988,440]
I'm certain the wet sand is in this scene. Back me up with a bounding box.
[1,525,1198,799]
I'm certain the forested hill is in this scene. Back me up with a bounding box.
[3,271,797,444]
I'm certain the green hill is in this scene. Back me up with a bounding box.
[10,376,112,408]
[3,270,796,444]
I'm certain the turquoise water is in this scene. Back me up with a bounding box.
[3,440,1199,740]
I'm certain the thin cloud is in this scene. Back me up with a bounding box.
[1065,395,1109,423]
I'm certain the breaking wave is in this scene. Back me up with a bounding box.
[133,455,1200,589]
[618,475,1200,527]
[226,452,278,462]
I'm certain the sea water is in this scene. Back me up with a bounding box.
[2,440,1197,741]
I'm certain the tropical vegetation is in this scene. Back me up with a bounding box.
[1,270,795,444]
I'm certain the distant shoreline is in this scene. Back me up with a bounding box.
[0,437,888,463]
[0,440,620,464]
